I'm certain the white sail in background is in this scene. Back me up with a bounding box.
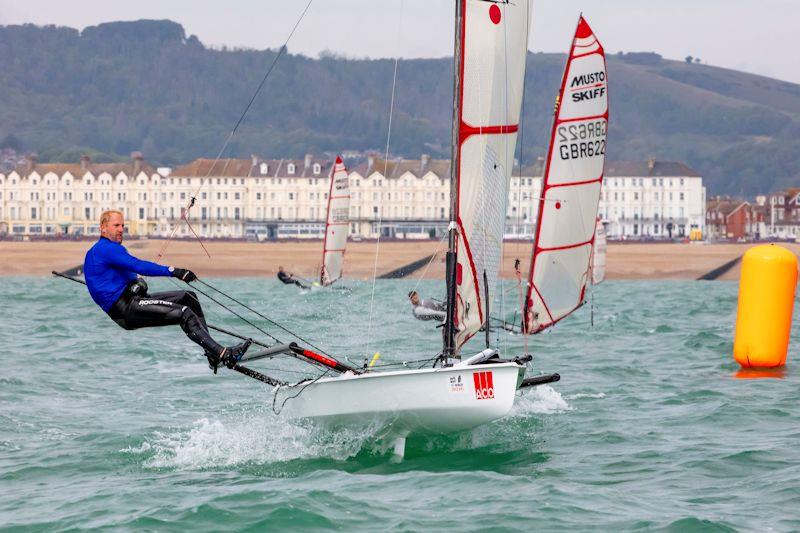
[592,218,607,284]
[320,156,350,286]
[452,0,531,351]
[524,16,608,334]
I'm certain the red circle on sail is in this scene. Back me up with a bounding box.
[555,201,562,210]
[489,4,501,24]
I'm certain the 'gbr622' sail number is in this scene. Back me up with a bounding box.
[557,120,606,161]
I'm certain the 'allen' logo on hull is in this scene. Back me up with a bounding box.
[473,371,495,400]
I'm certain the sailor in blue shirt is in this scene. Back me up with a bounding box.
[85,210,250,371]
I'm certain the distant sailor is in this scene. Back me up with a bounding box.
[277,266,308,289]
[408,290,447,321]
[84,210,250,372]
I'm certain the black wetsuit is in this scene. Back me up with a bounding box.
[278,270,306,288]
[107,284,226,356]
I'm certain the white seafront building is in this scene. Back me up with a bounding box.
[0,153,705,240]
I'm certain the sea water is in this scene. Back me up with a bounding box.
[1,276,799,531]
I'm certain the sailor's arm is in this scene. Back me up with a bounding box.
[105,245,196,281]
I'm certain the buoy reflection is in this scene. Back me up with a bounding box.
[734,367,787,380]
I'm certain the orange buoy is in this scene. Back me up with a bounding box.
[733,244,798,368]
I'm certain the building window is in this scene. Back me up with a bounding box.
[85,208,92,220]
[287,163,295,174]
[139,208,145,220]
[313,163,321,175]
[234,207,240,220]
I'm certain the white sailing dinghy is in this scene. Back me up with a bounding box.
[315,156,351,289]
[592,218,607,285]
[232,8,607,460]
[523,15,608,333]
[291,156,351,292]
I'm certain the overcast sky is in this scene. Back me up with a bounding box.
[1,0,797,84]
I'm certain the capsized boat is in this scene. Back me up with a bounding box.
[235,7,607,459]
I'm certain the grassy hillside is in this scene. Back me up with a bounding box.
[1,20,798,196]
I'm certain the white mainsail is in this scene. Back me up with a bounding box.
[320,156,350,286]
[524,16,608,333]
[592,218,607,284]
[453,0,531,351]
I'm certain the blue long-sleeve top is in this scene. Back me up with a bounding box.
[84,237,172,311]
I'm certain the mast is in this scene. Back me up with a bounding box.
[443,0,463,359]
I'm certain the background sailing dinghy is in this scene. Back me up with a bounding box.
[318,156,351,288]
[523,15,609,334]
[234,7,606,460]
[290,156,352,292]
[592,218,607,285]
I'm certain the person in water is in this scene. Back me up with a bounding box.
[408,290,446,321]
[277,266,308,289]
[84,210,251,372]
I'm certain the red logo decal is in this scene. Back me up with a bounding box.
[473,371,494,400]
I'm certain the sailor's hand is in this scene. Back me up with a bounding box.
[172,267,197,282]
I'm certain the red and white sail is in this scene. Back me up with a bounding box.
[320,156,350,286]
[592,218,607,284]
[523,16,608,333]
[453,0,531,351]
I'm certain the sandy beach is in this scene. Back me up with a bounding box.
[2,239,798,281]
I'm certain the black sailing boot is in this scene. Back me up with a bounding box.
[222,339,252,369]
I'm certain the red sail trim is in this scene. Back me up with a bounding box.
[555,112,609,125]
[528,298,585,334]
[456,217,485,326]
[568,82,605,92]
[544,176,603,190]
[529,281,556,324]
[535,238,594,253]
[573,46,604,60]
[460,121,519,143]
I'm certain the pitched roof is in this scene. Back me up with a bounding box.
[352,156,451,180]
[13,160,157,179]
[170,156,337,179]
[603,160,701,178]
[706,197,748,216]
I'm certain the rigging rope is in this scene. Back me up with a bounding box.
[366,0,404,353]
[156,0,315,262]
[192,278,334,357]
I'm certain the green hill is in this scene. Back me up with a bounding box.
[1,20,798,196]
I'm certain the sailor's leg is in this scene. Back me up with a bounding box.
[123,295,225,356]
[149,290,208,329]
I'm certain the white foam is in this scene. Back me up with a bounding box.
[567,392,606,400]
[134,408,381,470]
[513,385,572,415]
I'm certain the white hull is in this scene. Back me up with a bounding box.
[275,362,524,435]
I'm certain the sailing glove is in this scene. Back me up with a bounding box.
[171,267,197,283]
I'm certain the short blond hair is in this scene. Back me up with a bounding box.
[100,210,124,226]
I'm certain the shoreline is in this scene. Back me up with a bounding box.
[2,240,798,281]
